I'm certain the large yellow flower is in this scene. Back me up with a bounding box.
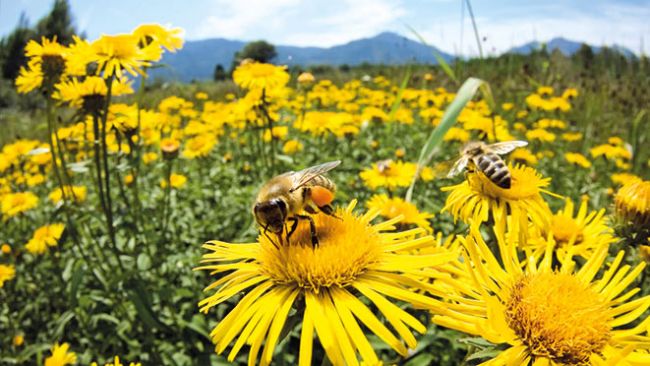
[45,343,77,366]
[366,194,434,233]
[25,223,65,255]
[524,197,614,261]
[132,23,184,53]
[197,201,456,366]
[1,192,39,219]
[54,76,133,111]
[442,164,554,233]
[233,62,290,90]
[91,34,161,78]
[0,264,15,288]
[432,226,650,365]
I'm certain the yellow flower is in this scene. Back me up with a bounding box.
[161,173,187,189]
[501,102,514,111]
[526,128,556,142]
[197,201,456,366]
[639,245,650,264]
[49,186,87,204]
[132,23,184,53]
[442,164,554,233]
[564,152,592,168]
[615,179,650,227]
[297,72,315,84]
[160,137,180,159]
[432,226,650,365]
[366,194,433,233]
[91,355,142,366]
[25,223,65,255]
[142,152,158,164]
[1,192,39,219]
[54,76,133,111]
[562,87,579,99]
[525,197,614,261]
[534,118,566,129]
[359,160,430,190]
[262,126,288,142]
[510,148,538,165]
[423,73,434,81]
[13,334,24,347]
[0,264,15,288]
[282,139,303,155]
[537,86,554,95]
[91,34,160,78]
[182,134,217,159]
[590,143,632,160]
[15,63,44,94]
[124,174,134,185]
[1,243,10,254]
[562,132,583,141]
[45,343,77,366]
[195,91,208,100]
[443,127,470,142]
[611,172,641,186]
[233,62,290,90]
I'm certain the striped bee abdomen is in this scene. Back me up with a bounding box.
[475,153,511,189]
[308,175,337,192]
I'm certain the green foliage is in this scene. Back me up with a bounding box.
[231,40,277,71]
[213,64,227,81]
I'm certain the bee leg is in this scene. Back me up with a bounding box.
[296,214,318,247]
[262,225,280,249]
[317,204,341,220]
[286,217,299,243]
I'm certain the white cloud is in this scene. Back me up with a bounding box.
[191,0,302,39]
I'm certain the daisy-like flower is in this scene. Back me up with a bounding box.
[360,160,433,191]
[196,201,456,366]
[564,152,592,168]
[160,137,181,160]
[160,173,187,189]
[91,355,142,366]
[432,225,650,366]
[48,185,87,204]
[54,76,133,113]
[1,192,39,219]
[233,62,290,90]
[15,63,44,94]
[182,134,217,159]
[91,34,161,78]
[615,179,650,227]
[0,264,15,288]
[132,23,184,53]
[45,343,77,366]
[524,197,614,261]
[366,194,434,233]
[442,164,554,233]
[25,223,65,255]
[282,139,303,154]
[611,173,641,187]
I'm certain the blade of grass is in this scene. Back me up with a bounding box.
[405,24,458,85]
[406,77,488,202]
[387,66,412,122]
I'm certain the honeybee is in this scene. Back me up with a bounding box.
[447,141,528,188]
[376,159,393,173]
[253,161,341,247]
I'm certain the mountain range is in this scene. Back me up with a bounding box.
[151,32,635,82]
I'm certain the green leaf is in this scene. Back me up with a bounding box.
[53,310,75,338]
[405,24,458,84]
[68,261,86,306]
[406,77,488,201]
[136,253,152,271]
[466,347,505,361]
[127,278,169,332]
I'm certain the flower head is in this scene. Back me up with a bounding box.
[432,226,650,365]
[197,201,456,365]
[442,164,554,233]
[233,62,290,90]
[360,160,432,190]
[25,223,65,255]
[615,179,650,227]
[91,355,142,366]
[49,186,87,204]
[91,34,160,78]
[45,343,77,366]
[0,264,15,288]
[366,194,433,233]
[132,23,184,52]
[1,192,39,219]
[565,152,592,168]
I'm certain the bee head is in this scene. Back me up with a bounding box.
[253,198,288,234]
[462,141,485,156]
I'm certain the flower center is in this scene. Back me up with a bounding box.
[259,209,382,292]
[550,216,583,244]
[505,273,611,365]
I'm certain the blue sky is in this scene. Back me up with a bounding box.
[1,0,649,56]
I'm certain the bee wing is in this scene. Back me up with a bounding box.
[487,140,528,155]
[447,156,469,177]
[290,160,341,192]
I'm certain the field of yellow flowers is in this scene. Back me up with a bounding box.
[1,24,650,366]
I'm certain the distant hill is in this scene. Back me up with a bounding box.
[508,37,635,58]
[152,32,454,82]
